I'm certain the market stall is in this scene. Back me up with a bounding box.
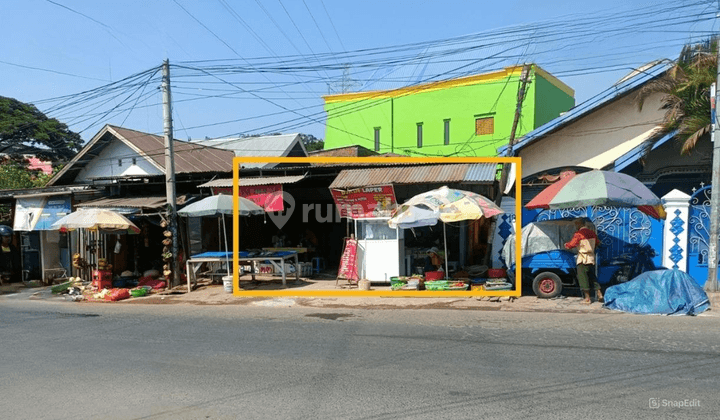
[331,185,403,283]
[388,186,504,291]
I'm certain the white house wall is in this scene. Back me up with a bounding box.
[519,93,665,176]
[74,140,163,183]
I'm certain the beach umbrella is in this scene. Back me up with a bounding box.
[50,208,141,270]
[526,170,666,219]
[389,186,504,275]
[178,194,264,275]
[177,194,264,217]
[51,208,141,234]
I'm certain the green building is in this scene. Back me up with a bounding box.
[322,64,574,157]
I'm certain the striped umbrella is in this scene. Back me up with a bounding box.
[526,170,665,219]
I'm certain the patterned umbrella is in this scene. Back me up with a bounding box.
[389,186,504,275]
[389,186,504,229]
[526,170,666,219]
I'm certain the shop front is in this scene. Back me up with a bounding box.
[13,193,73,283]
[329,163,500,289]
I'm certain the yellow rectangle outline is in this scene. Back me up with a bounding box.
[232,156,522,298]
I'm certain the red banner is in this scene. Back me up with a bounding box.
[331,185,397,219]
[212,185,284,211]
[337,238,359,282]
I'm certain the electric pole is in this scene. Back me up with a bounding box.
[706,33,720,292]
[496,63,532,205]
[162,59,180,288]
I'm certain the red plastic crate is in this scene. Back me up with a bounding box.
[92,270,112,289]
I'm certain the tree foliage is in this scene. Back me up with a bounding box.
[0,156,55,190]
[636,39,717,154]
[0,96,82,161]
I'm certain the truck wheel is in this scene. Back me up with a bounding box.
[532,272,562,298]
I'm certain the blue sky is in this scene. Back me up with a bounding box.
[1,0,717,146]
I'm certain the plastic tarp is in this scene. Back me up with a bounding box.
[502,219,593,268]
[603,269,710,316]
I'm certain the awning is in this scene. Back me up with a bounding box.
[76,196,189,214]
[329,163,497,189]
[14,196,72,231]
[198,175,306,188]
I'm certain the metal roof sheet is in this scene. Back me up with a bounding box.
[197,175,307,188]
[194,133,306,169]
[329,164,496,189]
[464,163,499,183]
[76,195,189,210]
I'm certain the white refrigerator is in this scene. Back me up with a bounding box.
[355,217,404,283]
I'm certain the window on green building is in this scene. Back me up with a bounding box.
[417,123,423,148]
[374,127,380,151]
[475,116,494,135]
[444,119,450,145]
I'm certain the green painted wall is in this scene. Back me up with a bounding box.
[323,67,574,157]
[534,75,576,128]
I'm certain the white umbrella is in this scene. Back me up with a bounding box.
[50,208,141,271]
[178,194,264,275]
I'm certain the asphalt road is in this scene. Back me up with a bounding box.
[1,298,719,420]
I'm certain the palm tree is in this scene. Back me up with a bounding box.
[636,38,717,154]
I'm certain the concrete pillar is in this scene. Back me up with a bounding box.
[662,189,691,270]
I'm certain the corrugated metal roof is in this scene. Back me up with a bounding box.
[194,133,305,169]
[197,175,306,188]
[77,195,189,210]
[464,163,499,183]
[110,126,235,174]
[499,61,672,156]
[330,164,497,189]
[77,196,168,209]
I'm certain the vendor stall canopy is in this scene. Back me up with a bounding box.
[329,163,497,189]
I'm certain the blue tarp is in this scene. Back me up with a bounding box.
[604,269,710,316]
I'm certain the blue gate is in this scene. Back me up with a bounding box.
[532,206,663,284]
[687,185,719,287]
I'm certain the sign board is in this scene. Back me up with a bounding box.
[330,185,397,219]
[14,196,72,231]
[212,184,284,211]
[337,238,359,282]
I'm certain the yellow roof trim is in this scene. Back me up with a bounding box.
[323,65,528,103]
[533,65,575,97]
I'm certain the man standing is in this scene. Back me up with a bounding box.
[0,225,21,285]
[564,219,603,304]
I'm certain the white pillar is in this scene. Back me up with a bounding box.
[662,189,691,270]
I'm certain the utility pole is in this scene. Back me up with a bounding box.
[496,64,532,206]
[706,33,720,292]
[162,59,180,289]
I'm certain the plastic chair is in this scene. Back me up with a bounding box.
[312,257,326,275]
